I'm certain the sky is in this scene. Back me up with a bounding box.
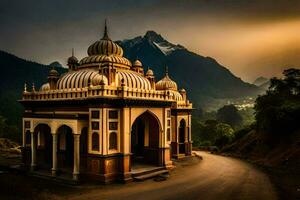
[1,0,300,82]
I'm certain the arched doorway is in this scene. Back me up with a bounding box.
[57,125,73,170]
[179,119,186,154]
[34,124,52,169]
[131,111,160,166]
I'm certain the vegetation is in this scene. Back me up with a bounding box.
[0,50,67,143]
[255,68,300,136]
[216,104,242,128]
[192,104,247,149]
[0,115,20,142]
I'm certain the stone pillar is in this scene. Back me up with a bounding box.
[73,134,80,180]
[51,133,58,176]
[31,132,36,170]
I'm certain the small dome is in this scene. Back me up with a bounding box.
[92,74,108,86]
[49,68,59,77]
[133,59,142,67]
[40,83,50,92]
[87,22,123,57]
[146,69,154,76]
[68,55,78,64]
[156,73,178,91]
[180,88,186,93]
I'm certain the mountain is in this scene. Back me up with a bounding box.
[117,31,261,108]
[0,50,67,126]
[253,76,268,86]
[258,80,271,90]
[253,76,270,90]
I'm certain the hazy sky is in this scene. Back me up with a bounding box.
[1,0,300,82]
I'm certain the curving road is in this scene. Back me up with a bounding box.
[68,152,277,200]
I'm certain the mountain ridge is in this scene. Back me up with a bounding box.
[117,31,261,108]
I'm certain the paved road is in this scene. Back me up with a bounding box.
[68,152,277,200]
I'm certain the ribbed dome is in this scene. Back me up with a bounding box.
[87,23,123,57]
[180,88,186,93]
[80,54,131,66]
[49,69,59,77]
[40,83,50,92]
[68,55,78,64]
[57,70,102,90]
[87,39,123,56]
[133,59,142,67]
[156,73,178,91]
[146,68,154,77]
[117,71,151,90]
[92,74,108,86]
[169,90,183,101]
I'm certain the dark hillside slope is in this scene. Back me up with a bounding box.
[0,50,67,125]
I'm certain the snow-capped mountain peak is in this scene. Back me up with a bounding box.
[144,30,184,55]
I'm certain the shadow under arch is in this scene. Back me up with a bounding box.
[179,119,187,154]
[131,111,162,166]
[34,123,52,169]
[57,125,74,170]
[80,127,88,172]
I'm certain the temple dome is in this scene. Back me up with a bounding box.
[48,68,59,77]
[146,68,154,77]
[79,21,131,68]
[68,55,78,65]
[79,54,131,66]
[156,70,178,91]
[117,71,151,90]
[56,70,101,90]
[40,83,50,92]
[92,74,108,86]
[87,22,123,57]
[133,59,142,67]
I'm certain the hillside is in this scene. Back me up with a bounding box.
[117,31,262,108]
[0,50,67,126]
[253,76,268,86]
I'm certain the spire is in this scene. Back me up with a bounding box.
[72,48,74,57]
[24,82,27,93]
[32,83,36,92]
[102,19,110,40]
[165,65,169,76]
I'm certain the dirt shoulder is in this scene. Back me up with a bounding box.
[220,130,300,199]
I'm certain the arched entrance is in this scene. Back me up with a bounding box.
[179,119,186,154]
[131,111,160,166]
[35,124,52,169]
[57,125,73,170]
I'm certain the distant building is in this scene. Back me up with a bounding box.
[20,22,192,183]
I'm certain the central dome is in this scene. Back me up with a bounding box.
[156,68,178,91]
[87,22,123,57]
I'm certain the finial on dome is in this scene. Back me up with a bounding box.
[165,65,169,76]
[72,48,74,57]
[24,82,27,92]
[102,19,110,40]
[32,83,36,92]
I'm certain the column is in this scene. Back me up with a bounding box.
[73,134,80,181]
[51,133,58,176]
[31,132,36,170]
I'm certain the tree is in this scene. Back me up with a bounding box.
[255,68,300,136]
[216,105,242,128]
[215,123,235,147]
